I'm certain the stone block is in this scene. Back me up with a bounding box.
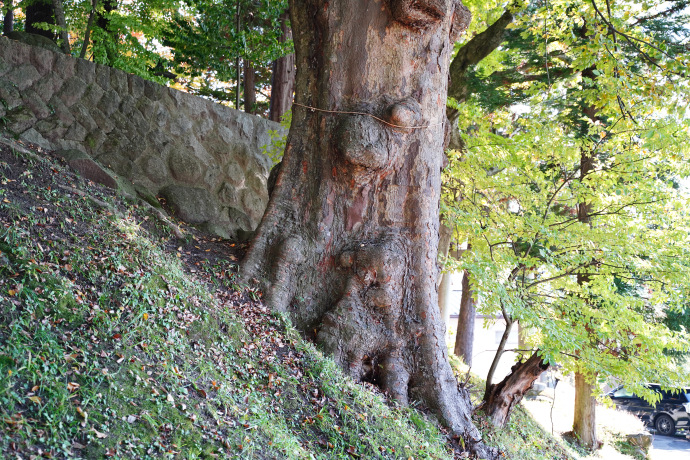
[21,88,52,119]
[74,106,99,132]
[6,106,37,134]
[168,150,203,183]
[95,64,111,90]
[241,188,268,226]
[110,68,128,94]
[2,37,31,65]
[85,130,107,153]
[141,155,169,184]
[0,80,22,110]
[30,46,56,75]
[128,74,145,98]
[90,108,115,133]
[55,149,118,189]
[96,151,133,177]
[5,64,41,91]
[53,52,76,79]
[224,162,245,186]
[35,116,68,141]
[58,76,87,107]
[20,128,52,150]
[48,95,74,125]
[218,183,241,207]
[32,74,63,102]
[64,122,88,142]
[82,83,105,106]
[75,58,96,84]
[99,90,121,116]
[119,94,137,115]
[0,60,11,78]
[143,79,162,99]
[159,185,219,224]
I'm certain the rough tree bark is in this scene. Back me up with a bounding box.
[243,59,256,114]
[573,372,598,448]
[3,0,13,35]
[454,269,475,366]
[242,1,495,457]
[269,11,295,122]
[26,0,55,40]
[51,0,70,54]
[571,67,599,449]
[478,351,549,427]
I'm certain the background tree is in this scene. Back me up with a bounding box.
[162,0,290,113]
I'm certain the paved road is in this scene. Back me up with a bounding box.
[649,434,689,460]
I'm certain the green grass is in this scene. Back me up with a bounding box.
[0,144,454,459]
[0,141,594,459]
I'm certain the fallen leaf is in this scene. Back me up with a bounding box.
[90,428,107,439]
[67,382,80,392]
[126,415,136,423]
[28,396,41,404]
[76,406,87,420]
[142,313,149,321]
[166,393,174,404]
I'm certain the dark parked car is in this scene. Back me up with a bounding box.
[608,384,690,435]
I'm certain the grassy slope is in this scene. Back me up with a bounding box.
[0,137,576,459]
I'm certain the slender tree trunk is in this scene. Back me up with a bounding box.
[80,0,97,59]
[235,0,241,110]
[573,372,598,448]
[51,0,69,54]
[571,71,599,448]
[269,11,295,122]
[454,268,475,365]
[3,0,13,35]
[243,59,256,114]
[478,351,549,427]
[242,1,495,457]
[437,223,452,333]
[26,0,55,40]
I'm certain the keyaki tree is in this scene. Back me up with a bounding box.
[442,0,690,443]
[240,1,503,457]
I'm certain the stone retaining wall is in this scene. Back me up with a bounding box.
[0,35,283,238]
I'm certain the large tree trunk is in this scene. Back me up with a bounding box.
[25,0,55,40]
[269,10,295,122]
[454,268,475,365]
[479,351,549,427]
[242,1,495,457]
[3,0,13,35]
[573,372,598,448]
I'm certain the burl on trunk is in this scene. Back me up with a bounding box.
[242,1,494,457]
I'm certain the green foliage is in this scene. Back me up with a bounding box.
[161,0,290,108]
[444,0,690,401]
[261,109,291,165]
